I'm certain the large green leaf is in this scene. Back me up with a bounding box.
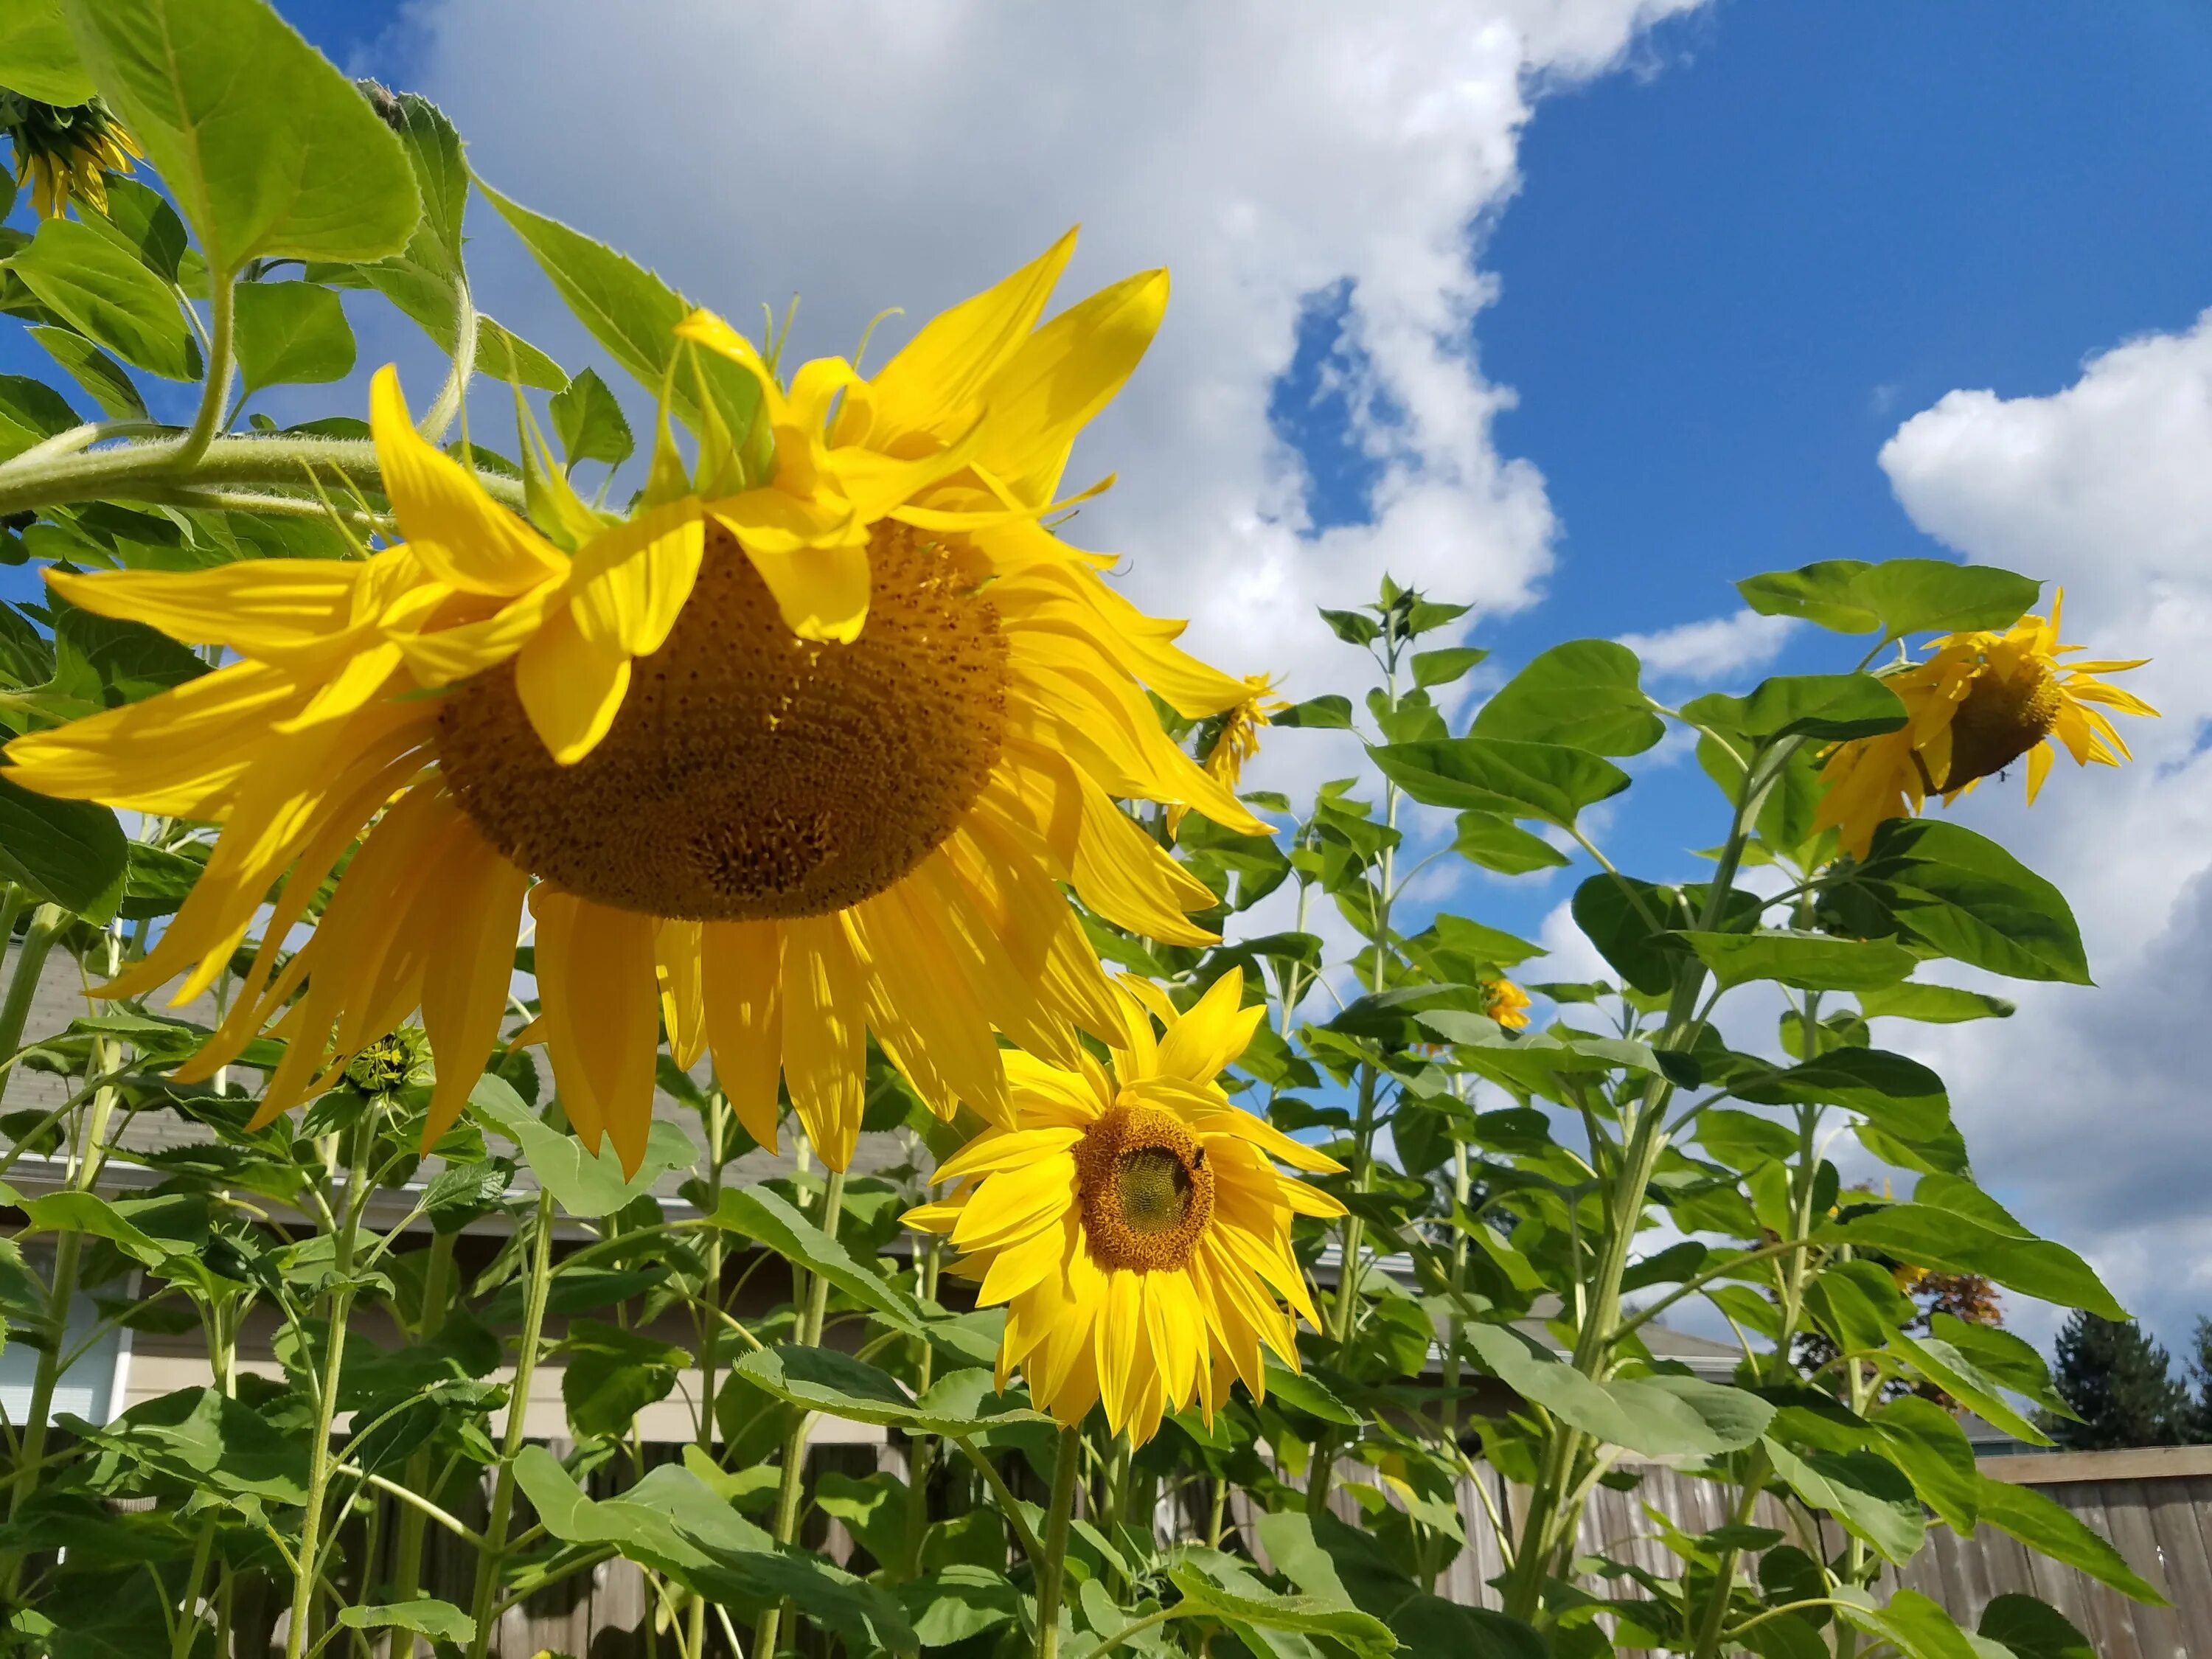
[1823,1203,2124,1321]
[63,0,419,273]
[1975,1475,2167,1605]
[0,774,127,921]
[1164,1565,1397,1658]
[4,217,199,379]
[1572,873,1695,995]
[1471,640,1663,756]
[1834,1588,1989,1659]
[21,1191,206,1267]
[1686,672,1909,744]
[901,1566,1021,1648]
[1857,981,2016,1023]
[0,374,80,462]
[1461,1324,1772,1455]
[1680,931,1917,992]
[560,1319,684,1439]
[335,1604,475,1645]
[1978,1595,2093,1659]
[1884,1332,2052,1447]
[1739,558,2039,640]
[1870,1394,1980,1532]
[1731,1047,1955,1162]
[1254,1513,1543,1659]
[29,326,146,419]
[1371,735,1629,828]
[1761,1438,1924,1563]
[87,1385,307,1501]
[1849,818,2089,985]
[478,179,763,448]
[710,1188,926,1338]
[733,1348,1045,1436]
[470,1073,696,1217]
[1451,810,1571,874]
[0,1,93,102]
[232,279,355,394]
[549,366,635,469]
[514,1447,917,1649]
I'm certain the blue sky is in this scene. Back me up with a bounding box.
[10,0,2212,1341]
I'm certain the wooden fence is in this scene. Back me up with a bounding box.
[311,1444,2212,1655]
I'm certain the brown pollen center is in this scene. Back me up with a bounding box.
[1937,658,2062,791]
[435,520,1009,921]
[1076,1104,1216,1274]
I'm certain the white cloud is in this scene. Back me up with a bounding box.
[401,0,1700,723]
[1615,608,1797,683]
[1876,309,2212,1346]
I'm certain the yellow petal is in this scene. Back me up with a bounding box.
[950,1154,1078,1253]
[389,575,570,688]
[711,504,872,644]
[1187,1105,1346,1175]
[849,886,1014,1126]
[1155,969,1262,1085]
[656,919,708,1071]
[418,821,529,1148]
[369,366,565,596]
[539,891,661,1176]
[858,229,1077,447]
[702,919,785,1152]
[513,605,632,764]
[974,267,1167,509]
[45,560,367,660]
[781,917,868,1170]
[570,498,706,657]
[933,1125,1087,1186]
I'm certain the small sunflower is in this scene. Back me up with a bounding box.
[4,233,1267,1174]
[905,970,1346,1446]
[1814,590,2156,859]
[1,91,142,218]
[1483,977,1531,1031]
[1167,675,1283,837]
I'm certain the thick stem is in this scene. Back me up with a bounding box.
[285,1115,374,1659]
[173,1515,218,1659]
[901,1234,942,1581]
[175,274,235,469]
[686,1090,726,1659]
[1034,1422,1084,1659]
[466,1189,558,1659]
[386,1228,456,1653]
[0,903,66,1110]
[754,1166,848,1656]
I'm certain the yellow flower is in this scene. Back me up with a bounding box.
[1814,591,2157,860]
[1,92,142,218]
[1167,675,1283,837]
[905,970,1345,1445]
[1484,977,1531,1031]
[4,233,1268,1174]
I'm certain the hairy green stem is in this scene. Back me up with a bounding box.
[754,1166,848,1656]
[1034,1422,1085,1659]
[177,273,236,470]
[385,1228,456,1655]
[0,903,66,1110]
[466,1189,557,1659]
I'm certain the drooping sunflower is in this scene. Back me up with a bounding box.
[1814,590,2157,860]
[1166,674,1283,837]
[905,970,1346,1446]
[1,90,141,218]
[4,233,1268,1173]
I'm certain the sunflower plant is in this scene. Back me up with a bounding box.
[0,7,2171,1659]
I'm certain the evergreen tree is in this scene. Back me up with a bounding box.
[2045,1311,2195,1449]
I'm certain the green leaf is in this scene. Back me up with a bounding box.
[470,1074,696,1218]
[1164,1565,1397,1658]
[710,1188,926,1338]
[88,1385,307,1501]
[901,1565,1020,1647]
[1731,1048,1954,1157]
[1472,640,1663,756]
[29,325,146,419]
[734,1348,1046,1436]
[1452,810,1570,874]
[1884,1332,2053,1447]
[1975,1475,2168,1605]
[22,1191,205,1266]
[561,1318,684,1438]
[1928,1311,2069,1417]
[476,317,567,392]
[1461,1324,1771,1455]
[1680,931,1918,992]
[119,839,202,921]
[49,597,208,710]
[0,0,94,103]
[63,0,420,273]
[1411,645,1488,689]
[0,374,80,462]
[1801,1259,1916,1354]
[1978,1594,2093,1659]
[1857,981,2016,1023]
[335,1603,476,1645]
[549,366,635,469]
[87,176,190,284]
[1870,1394,1981,1532]
[1823,1203,2125,1321]
[4,217,199,379]
[1271,694,1354,729]
[1834,1588,1988,1659]
[232,280,355,394]
[1761,1438,1924,1563]
[1260,1359,1360,1426]
[477,179,762,448]
[1738,558,2040,640]
[1685,672,1908,742]
[1372,735,1629,828]
[1851,818,2089,985]
[1319,608,1380,647]
[0,774,128,921]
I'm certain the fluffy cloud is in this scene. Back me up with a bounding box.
[400,0,1698,711]
[1616,608,1797,683]
[1877,310,2212,1345]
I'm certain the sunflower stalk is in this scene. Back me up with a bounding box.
[465,1188,558,1659]
[1034,1422,1085,1659]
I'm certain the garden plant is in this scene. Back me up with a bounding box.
[0,4,2171,1657]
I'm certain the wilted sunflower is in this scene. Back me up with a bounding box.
[1,90,141,218]
[1483,977,1531,1031]
[1815,591,2156,859]
[4,234,1267,1173]
[1166,674,1283,837]
[905,970,1345,1446]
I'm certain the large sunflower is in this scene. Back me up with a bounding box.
[4,234,1267,1173]
[1814,591,2157,860]
[905,970,1345,1447]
